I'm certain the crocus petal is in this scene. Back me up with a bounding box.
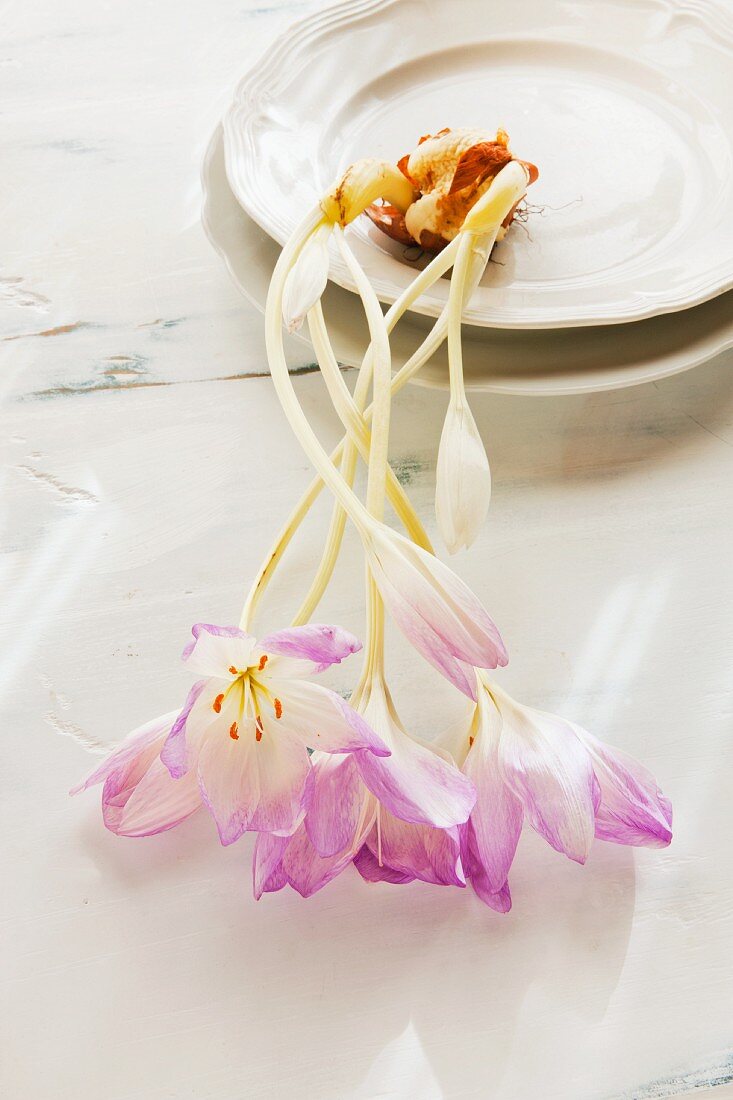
[364,813,465,887]
[160,679,210,778]
[462,827,513,913]
[197,712,312,845]
[282,223,331,332]
[496,688,596,864]
[435,399,491,554]
[103,758,201,837]
[253,833,289,899]
[354,845,415,884]
[181,623,256,678]
[365,525,508,681]
[259,623,361,674]
[356,683,476,828]
[70,710,178,795]
[280,823,363,898]
[575,728,673,848]
[265,677,390,757]
[367,561,479,699]
[304,753,368,858]
[462,692,523,892]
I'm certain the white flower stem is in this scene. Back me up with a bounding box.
[240,215,500,633]
[308,300,432,550]
[335,229,391,521]
[335,227,392,677]
[241,233,461,631]
[447,232,473,410]
[263,208,376,529]
[446,226,500,408]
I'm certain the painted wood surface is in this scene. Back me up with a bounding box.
[2,2,732,1098]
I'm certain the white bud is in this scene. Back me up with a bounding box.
[435,399,491,553]
[282,224,332,332]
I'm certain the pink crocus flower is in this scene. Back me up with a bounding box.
[252,676,475,898]
[363,525,508,699]
[444,678,673,912]
[72,623,389,844]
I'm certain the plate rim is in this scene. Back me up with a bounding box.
[223,0,733,330]
[203,124,733,396]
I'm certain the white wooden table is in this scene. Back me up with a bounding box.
[2,3,733,1098]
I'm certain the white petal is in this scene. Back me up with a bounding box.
[495,686,596,864]
[181,624,256,678]
[282,224,331,332]
[435,399,491,553]
[264,677,389,757]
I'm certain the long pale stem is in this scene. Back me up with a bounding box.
[447,227,501,408]
[240,233,461,630]
[264,209,376,529]
[335,232,391,520]
[308,301,432,550]
[241,224,505,631]
[335,228,392,677]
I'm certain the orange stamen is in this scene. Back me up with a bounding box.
[229,721,239,740]
[274,698,282,719]
[213,693,224,713]
[258,654,268,671]
[469,735,475,748]
[255,716,264,743]
[229,665,238,676]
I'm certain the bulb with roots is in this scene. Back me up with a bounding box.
[364,126,539,252]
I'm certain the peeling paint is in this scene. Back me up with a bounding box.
[612,1051,733,1099]
[23,363,325,400]
[3,320,95,341]
[0,275,51,311]
[16,464,98,504]
[393,454,427,486]
[44,711,110,756]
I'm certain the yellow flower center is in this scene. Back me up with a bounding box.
[210,657,283,743]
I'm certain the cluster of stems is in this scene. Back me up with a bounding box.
[241,161,528,696]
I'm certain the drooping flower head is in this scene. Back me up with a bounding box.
[444,677,673,912]
[363,524,507,698]
[72,623,389,845]
[253,674,476,899]
[282,158,417,331]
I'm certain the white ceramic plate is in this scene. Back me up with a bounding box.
[204,126,733,395]
[224,0,733,330]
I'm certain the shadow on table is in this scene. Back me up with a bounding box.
[79,809,635,1099]
[466,355,733,492]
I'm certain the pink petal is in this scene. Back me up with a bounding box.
[364,813,465,887]
[103,758,201,837]
[354,845,414,884]
[466,845,513,912]
[304,753,367,858]
[462,694,523,892]
[182,623,256,678]
[459,821,513,913]
[266,678,389,757]
[259,624,362,673]
[253,833,289,899]
[577,728,673,848]
[197,717,312,845]
[373,566,479,698]
[70,710,178,795]
[356,688,476,828]
[160,679,209,778]
[280,825,361,898]
[497,692,596,864]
